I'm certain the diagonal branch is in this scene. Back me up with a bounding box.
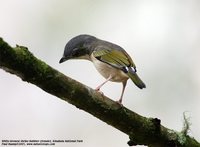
[0,38,199,147]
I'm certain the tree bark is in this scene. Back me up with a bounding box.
[0,38,199,147]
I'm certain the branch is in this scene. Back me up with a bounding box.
[0,37,199,147]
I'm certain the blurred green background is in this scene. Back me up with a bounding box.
[0,0,200,146]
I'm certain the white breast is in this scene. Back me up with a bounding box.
[90,54,129,82]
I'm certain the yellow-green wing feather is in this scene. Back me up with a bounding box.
[93,47,136,69]
[93,46,146,89]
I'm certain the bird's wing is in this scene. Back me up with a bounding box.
[93,46,136,71]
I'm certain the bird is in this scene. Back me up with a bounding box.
[59,34,146,104]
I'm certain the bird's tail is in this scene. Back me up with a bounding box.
[127,68,146,89]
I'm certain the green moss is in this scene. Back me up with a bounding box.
[177,132,187,145]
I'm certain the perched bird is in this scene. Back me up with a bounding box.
[59,34,146,104]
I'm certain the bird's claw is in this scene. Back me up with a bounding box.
[95,88,104,96]
[116,100,123,107]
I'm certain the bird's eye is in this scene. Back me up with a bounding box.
[72,48,86,57]
[72,48,79,56]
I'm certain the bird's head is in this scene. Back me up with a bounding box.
[59,34,97,63]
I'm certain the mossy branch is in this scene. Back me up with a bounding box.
[0,38,199,147]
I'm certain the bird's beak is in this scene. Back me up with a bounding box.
[59,57,68,64]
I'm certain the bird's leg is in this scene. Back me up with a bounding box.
[95,75,112,92]
[116,81,127,105]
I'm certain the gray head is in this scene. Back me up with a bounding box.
[59,34,97,63]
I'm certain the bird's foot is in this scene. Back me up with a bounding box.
[95,86,100,91]
[115,100,123,107]
[95,88,105,101]
[95,88,104,96]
